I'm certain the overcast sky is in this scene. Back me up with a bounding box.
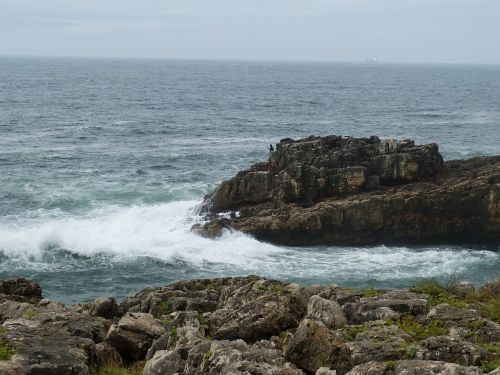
[1,0,499,64]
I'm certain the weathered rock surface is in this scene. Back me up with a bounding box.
[106,312,166,361]
[0,276,499,374]
[284,319,354,374]
[196,135,500,246]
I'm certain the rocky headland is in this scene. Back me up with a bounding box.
[195,135,500,245]
[0,276,499,374]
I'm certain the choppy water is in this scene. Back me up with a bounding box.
[0,56,499,304]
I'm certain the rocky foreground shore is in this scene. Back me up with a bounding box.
[0,276,499,374]
[195,135,500,245]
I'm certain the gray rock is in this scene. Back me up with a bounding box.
[307,295,347,329]
[394,360,483,374]
[143,350,182,375]
[209,279,306,341]
[315,367,337,375]
[345,361,387,375]
[90,296,118,319]
[411,335,492,366]
[285,319,353,374]
[106,312,166,361]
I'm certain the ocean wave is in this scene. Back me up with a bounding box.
[0,201,498,287]
[0,201,278,266]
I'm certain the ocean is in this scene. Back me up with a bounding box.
[0,56,499,304]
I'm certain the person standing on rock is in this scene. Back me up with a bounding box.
[269,144,274,152]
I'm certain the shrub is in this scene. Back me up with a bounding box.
[342,324,369,341]
[480,359,500,373]
[0,339,14,360]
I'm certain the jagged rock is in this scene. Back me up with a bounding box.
[426,304,480,329]
[346,324,412,365]
[479,279,500,298]
[0,278,42,302]
[307,295,347,329]
[343,290,427,324]
[316,367,337,375]
[144,350,183,375]
[197,135,500,246]
[0,362,24,375]
[346,360,484,375]
[453,282,476,300]
[393,359,483,374]
[410,335,492,366]
[345,361,387,375]
[184,338,304,375]
[106,312,166,361]
[209,279,306,341]
[285,319,353,374]
[90,296,118,319]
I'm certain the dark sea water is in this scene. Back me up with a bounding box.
[0,56,499,304]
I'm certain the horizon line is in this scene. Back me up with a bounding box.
[1,53,499,67]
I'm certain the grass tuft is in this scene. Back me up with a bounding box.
[0,339,15,360]
[92,361,144,375]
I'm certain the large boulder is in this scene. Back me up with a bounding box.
[106,312,166,361]
[285,319,353,374]
[307,295,347,329]
[209,279,306,341]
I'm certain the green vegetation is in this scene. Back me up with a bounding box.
[0,326,7,334]
[203,350,213,360]
[479,359,500,373]
[207,283,220,292]
[481,342,500,356]
[404,347,418,359]
[480,298,500,323]
[362,288,383,297]
[24,310,37,318]
[342,324,369,341]
[92,361,144,375]
[169,326,178,344]
[410,278,466,308]
[161,301,169,314]
[386,315,446,341]
[198,312,208,326]
[0,339,15,360]
[384,360,395,375]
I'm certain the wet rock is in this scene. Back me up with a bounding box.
[285,319,353,374]
[106,312,166,361]
[307,295,347,329]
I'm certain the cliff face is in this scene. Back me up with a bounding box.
[197,135,500,246]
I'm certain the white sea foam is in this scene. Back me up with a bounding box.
[0,201,498,283]
[0,201,278,266]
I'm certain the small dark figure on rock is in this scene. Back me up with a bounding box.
[269,144,274,152]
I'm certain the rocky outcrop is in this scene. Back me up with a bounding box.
[0,276,499,374]
[196,135,500,246]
